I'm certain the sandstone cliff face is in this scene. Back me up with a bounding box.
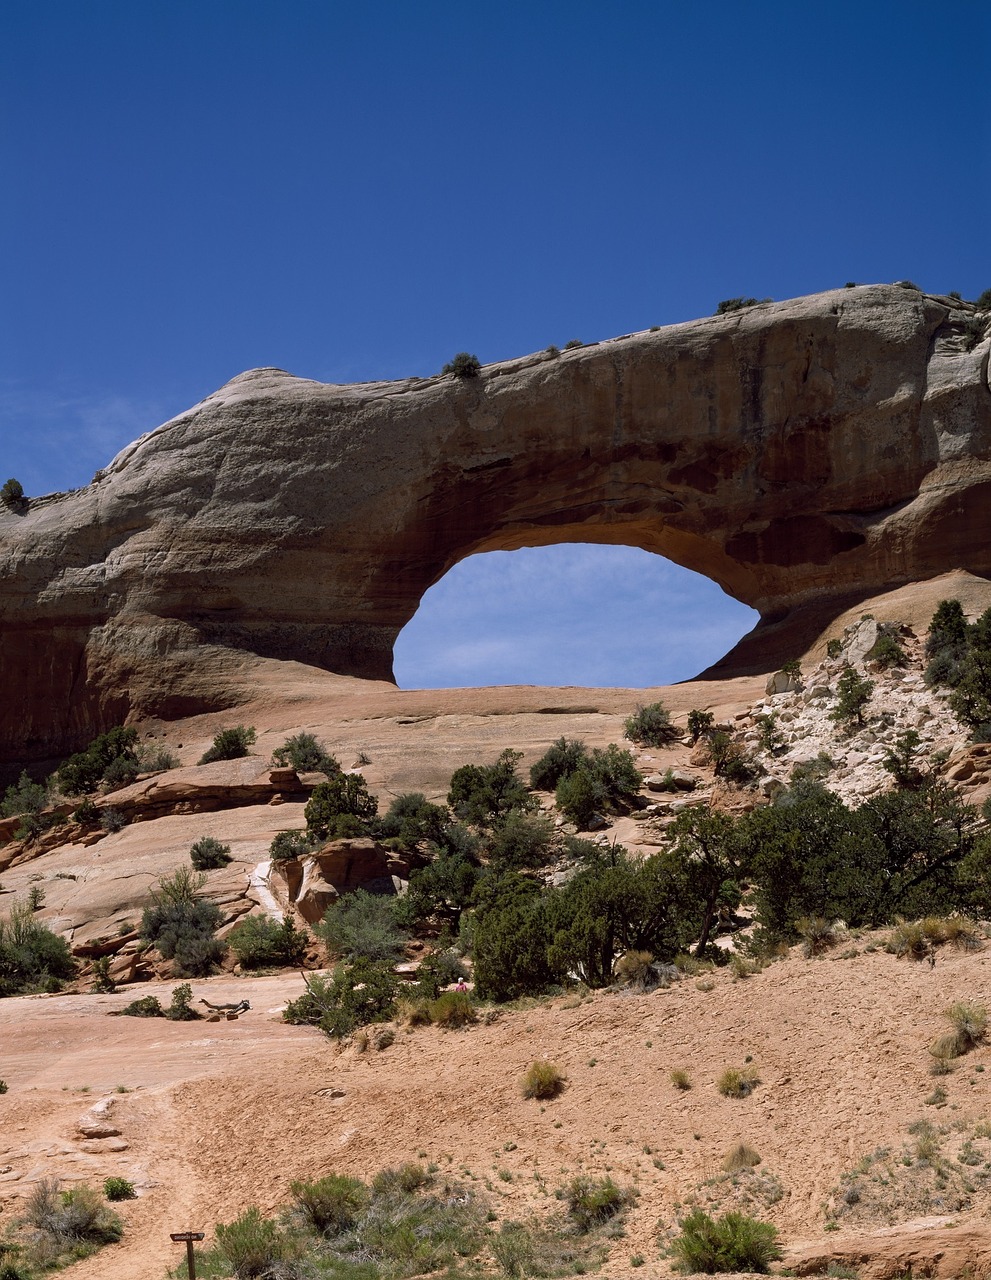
[1,285,988,761]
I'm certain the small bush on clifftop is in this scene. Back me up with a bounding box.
[1,478,24,507]
[441,352,482,378]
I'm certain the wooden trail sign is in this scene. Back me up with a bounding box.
[170,1231,206,1279]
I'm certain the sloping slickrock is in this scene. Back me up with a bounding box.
[1,285,988,761]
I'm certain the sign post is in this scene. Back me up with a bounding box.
[170,1230,205,1280]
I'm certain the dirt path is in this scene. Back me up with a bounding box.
[3,942,991,1278]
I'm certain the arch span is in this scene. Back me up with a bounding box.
[1,284,989,759]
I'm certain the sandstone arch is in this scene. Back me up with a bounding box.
[1,285,989,762]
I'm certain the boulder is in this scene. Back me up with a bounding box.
[272,838,411,925]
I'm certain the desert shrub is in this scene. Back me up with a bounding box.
[1,478,24,506]
[377,792,449,849]
[198,725,256,765]
[529,737,589,791]
[120,994,164,1017]
[827,637,843,658]
[0,1080,7,1093]
[57,726,139,795]
[189,836,232,870]
[448,749,533,825]
[470,876,553,1001]
[214,1206,303,1278]
[555,766,604,828]
[491,1220,536,1278]
[564,1175,631,1230]
[830,666,875,729]
[882,729,925,789]
[614,949,654,986]
[671,1208,781,1273]
[337,1165,485,1273]
[99,807,126,833]
[72,798,99,826]
[102,1177,136,1202]
[937,1000,988,1057]
[488,809,556,869]
[90,956,115,993]
[715,297,772,314]
[722,1143,762,1173]
[707,731,757,783]
[522,1060,565,1099]
[687,709,715,743]
[754,712,783,753]
[271,732,340,775]
[624,701,677,746]
[717,1065,760,1098]
[670,1068,692,1090]
[304,772,378,839]
[0,904,75,997]
[286,958,398,1039]
[28,1179,123,1241]
[926,599,969,663]
[555,744,642,827]
[136,743,180,773]
[867,629,907,669]
[428,991,477,1028]
[398,849,480,931]
[317,889,409,963]
[441,351,482,377]
[887,919,936,960]
[290,1173,370,1235]
[1,771,49,820]
[101,753,140,790]
[282,973,333,1026]
[140,871,223,977]
[165,982,199,1021]
[227,914,307,969]
[796,916,841,957]
[563,338,583,349]
[269,829,319,861]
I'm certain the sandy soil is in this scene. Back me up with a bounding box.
[3,937,991,1278]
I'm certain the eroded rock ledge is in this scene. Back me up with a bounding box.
[1,285,989,761]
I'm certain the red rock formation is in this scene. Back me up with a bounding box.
[1,285,988,761]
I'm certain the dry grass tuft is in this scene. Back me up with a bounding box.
[722,1142,762,1173]
[614,949,654,986]
[929,1000,987,1061]
[522,1060,566,1100]
[796,916,843,957]
[717,1066,760,1099]
[670,1068,692,1091]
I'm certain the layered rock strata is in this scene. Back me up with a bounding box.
[1,285,988,760]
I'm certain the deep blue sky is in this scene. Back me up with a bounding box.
[3,2,988,687]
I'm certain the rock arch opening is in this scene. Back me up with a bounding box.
[393,543,759,689]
